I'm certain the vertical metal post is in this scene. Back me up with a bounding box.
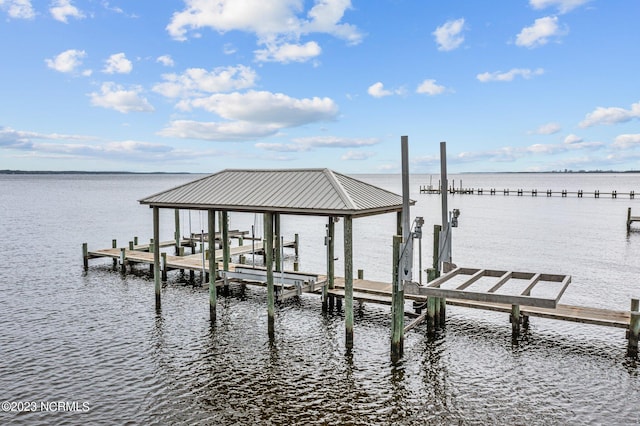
[264,212,275,339]
[391,235,404,362]
[439,141,450,267]
[153,206,161,309]
[208,210,217,321]
[344,215,354,349]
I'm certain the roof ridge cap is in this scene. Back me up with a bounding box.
[323,169,357,211]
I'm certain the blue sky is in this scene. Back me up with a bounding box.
[1,0,639,173]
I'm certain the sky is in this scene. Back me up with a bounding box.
[0,0,639,174]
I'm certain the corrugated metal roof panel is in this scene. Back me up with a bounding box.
[139,169,410,216]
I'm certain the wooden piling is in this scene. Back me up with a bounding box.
[208,210,217,321]
[112,239,117,268]
[120,248,126,273]
[294,233,299,271]
[510,304,521,335]
[264,212,275,339]
[358,269,364,280]
[344,215,354,349]
[222,211,229,273]
[627,208,632,232]
[161,252,167,281]
[153,207,161,308]
[82,243,88,270]
[174,209,181,253]
[391,235,404,361]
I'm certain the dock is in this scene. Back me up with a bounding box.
[82,165,640,360]
[420,186,637,198]
[627,207,640,231]
[419,178,637,198]
[83,236,640,356]
[83,236,297,280]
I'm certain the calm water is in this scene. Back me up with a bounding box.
[1,172,639,425]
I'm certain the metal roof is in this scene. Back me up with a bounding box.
[139,168,413,217]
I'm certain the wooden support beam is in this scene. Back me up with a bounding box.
[174,209,181,254]
[511,304,521,336]
[161,252,167,281]
[153,207,161,309]
[344,215,353,349]
[82,243,88,270]
[222,211,230,273]
[264,212,275,339]
[208,210,217,321]
[274,213,281,273]
[391,235,403,361]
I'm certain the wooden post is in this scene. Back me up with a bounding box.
[358,269,364,280]
[391,235,404,361]
[344,215,354,349]
[274,213,281,272]
[112,239,117,268]
[627,208,632,232]
[161,252,167,281]
[264,212,275,339]
[153,207,161,309]
[174,209,181,254]
[208,210,217,321]
[134,236,138,246]
[120,248,126,273]
[432,224,441,277]
[510,304,521,336]
[294,233,299,271]
[222,211,229,273]
[82,243,89,270]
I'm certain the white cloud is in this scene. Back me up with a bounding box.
[516,16,566,48]
[156,55,175,67]
[564,134,583,144]
[160,91,338,142]
[153,65,257,98]
[50,0,84,23]
[579,101,640,127]
[612,134,640,149]
[89,82,154,113]
[256,136,378,153]
[103,53,133,74]
[0,126,211,163]
[0,0,35,19]
[341,150,374,160]
[367,82,406,98]
[166,0,363,63]
[531,122,561,134]
[529,0,591,13]
[159,120,280,141]
[45,49,87,73]
[416,79,446,96]
[476,68,544,82]
[433,18,465,51]
[181,91,337,127]
[254,41,321,63]
[293,136,378,148]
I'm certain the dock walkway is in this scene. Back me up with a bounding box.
[420,186,638,199]
[326,277,633,330]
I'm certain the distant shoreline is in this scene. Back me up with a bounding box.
[1,169,639,175]
[0,170,192,175]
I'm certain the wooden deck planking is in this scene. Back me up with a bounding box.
[327,276,631,329]
[87,240,295,272]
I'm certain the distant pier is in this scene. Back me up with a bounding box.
[420,184,637,199]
